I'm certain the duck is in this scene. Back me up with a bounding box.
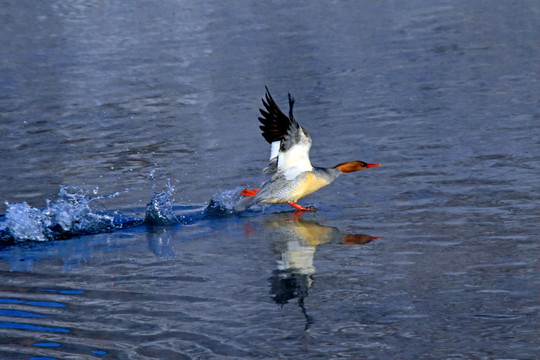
[234,87,380,212]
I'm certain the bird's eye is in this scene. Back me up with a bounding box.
[361,162,367,167]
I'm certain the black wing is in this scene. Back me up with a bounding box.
[258,86,300,144]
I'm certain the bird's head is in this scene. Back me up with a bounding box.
[334,161,381,173]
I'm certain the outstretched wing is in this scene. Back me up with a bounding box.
[257,87,312,178]
[258,86,299,145]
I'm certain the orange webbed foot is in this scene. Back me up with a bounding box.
[287,202,317,212]
[241,188,259,197]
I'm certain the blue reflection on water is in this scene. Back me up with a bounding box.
[34,342,61,347]
[0,309,44,318]
[0,321,69,333]
[42,289,85,295]
[0,298,66,308]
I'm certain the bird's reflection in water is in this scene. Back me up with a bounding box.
[262,212,378,329]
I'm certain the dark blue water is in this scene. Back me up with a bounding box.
[1,1,538,359]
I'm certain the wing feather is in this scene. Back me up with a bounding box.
[258,86,298,144]
[257,87,312,178]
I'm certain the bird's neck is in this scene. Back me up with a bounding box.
[312,167,342,182]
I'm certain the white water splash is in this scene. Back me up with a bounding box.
[205,187,245,216]
[4,202,50,242]
[3,186,120,242]
[145,180,179,225]
[0,183,249,244]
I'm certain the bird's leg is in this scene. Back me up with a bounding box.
[289,211,304,221]
[287,202,317,211]
[241,188,259,197]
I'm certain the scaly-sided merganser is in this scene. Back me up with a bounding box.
[234,87,380,212]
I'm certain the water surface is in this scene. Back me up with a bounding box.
[0,0,539,359]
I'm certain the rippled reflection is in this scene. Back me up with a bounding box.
[261,213,377,329]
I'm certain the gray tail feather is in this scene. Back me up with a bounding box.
[233,195,260,212]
